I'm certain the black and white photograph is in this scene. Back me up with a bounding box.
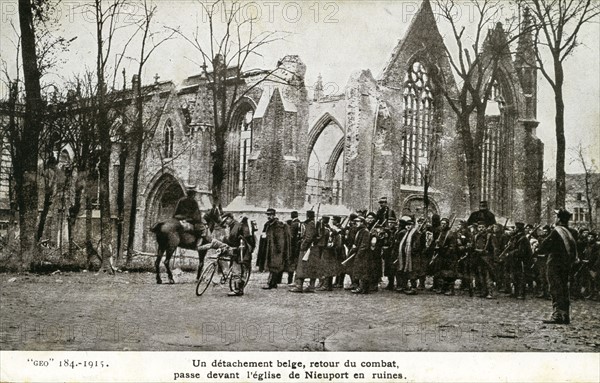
[0,0,599,382]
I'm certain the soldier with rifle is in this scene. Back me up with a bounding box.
[455,219,474,296]
[490,222,509,295]
[533,225,551,299]
[430,216,457,295]
[382,218,399,291]
[504,222,532,300]
[472,221,494,299]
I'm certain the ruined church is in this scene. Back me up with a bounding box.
[0,0,544,253]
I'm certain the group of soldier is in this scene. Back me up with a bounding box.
[173,186,598,324]
[251,198,598,324]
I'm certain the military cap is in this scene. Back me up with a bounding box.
[378,196,388,203]
[349,213,358,221]
[306,210,315,218]
[291,211,299,218]
[479,200,488,208]
[555,209,572,222]
[353,216,365,223]
[515,222,525,230]
[321,216,330,223]
[366,211,377,218]
[220,212,233,224]
[266,208,276,215]
[440,217,449,223]
[525,223,534,229]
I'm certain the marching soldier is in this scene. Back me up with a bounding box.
[290,210,319,293]
[376,196,397,224]
[472,221,494,299]
[392,217,410,292]
[490,223,508,295]
[315,216,340,291]
[261,208,291,290]
[382,218,398,291]
[287,211,302,286]
[506,222,533,300]
[431,217,457,295]
[397,218,425,295]
[455,220,474,295]
[539,209,578,324]
[533,225,551,299]
[330,216,347,288]
[343,213,360,291]
[349,216,375,294]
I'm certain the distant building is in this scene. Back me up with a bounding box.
[565,173,600,229]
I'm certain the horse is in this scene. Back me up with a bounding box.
[150,205,223,284]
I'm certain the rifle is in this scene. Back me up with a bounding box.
[429,214,456,266]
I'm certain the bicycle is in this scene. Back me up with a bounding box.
[195,247,251,296]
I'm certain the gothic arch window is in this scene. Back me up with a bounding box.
[482,76,509,211]
[238,109,254,195]
[224,103,254,205]
[401,61,434,186]
[164,119,174,158]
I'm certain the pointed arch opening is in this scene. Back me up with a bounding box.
[306,113,345,204]
[223,101,255,206]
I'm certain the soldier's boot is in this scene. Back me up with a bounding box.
[345,276,359,291]
[287,272,295,285]
[385,275,395,291]
[333,273,345,288]
[317,277,333,291]
[304,278,317,293]
[228,280,244,296]
[289,278,304,293]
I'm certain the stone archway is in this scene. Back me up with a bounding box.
[143,173,185,251]
[401,194,439,217]
[306,113,345,204]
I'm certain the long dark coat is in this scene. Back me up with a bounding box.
[351,227,378,281]
[287,218,302,273]
[264,219,291,274]
[316,224,342,278]
[296,219,321,279]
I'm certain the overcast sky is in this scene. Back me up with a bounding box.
[1,0,598,177]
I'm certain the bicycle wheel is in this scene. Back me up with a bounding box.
[196,262,217,296]
[227,263,252,291]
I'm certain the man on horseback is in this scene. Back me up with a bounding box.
[173,185,203,235]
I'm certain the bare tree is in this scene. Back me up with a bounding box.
[172,0,297,205]
[430,0,526,210]
[125,0,175,262]
[15,0,45,269]
[519,0,600,208]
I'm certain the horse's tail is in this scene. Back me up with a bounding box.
[150,222,164,234]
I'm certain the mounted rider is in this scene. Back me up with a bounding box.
[173,185,204,235]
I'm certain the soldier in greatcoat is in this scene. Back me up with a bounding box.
[286,211,302,286]
[261,208,291,290]
[289,210,319,293]
[539,209,579,324]
[349,216,376,294]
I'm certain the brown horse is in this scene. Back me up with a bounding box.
[150,206,223,284]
